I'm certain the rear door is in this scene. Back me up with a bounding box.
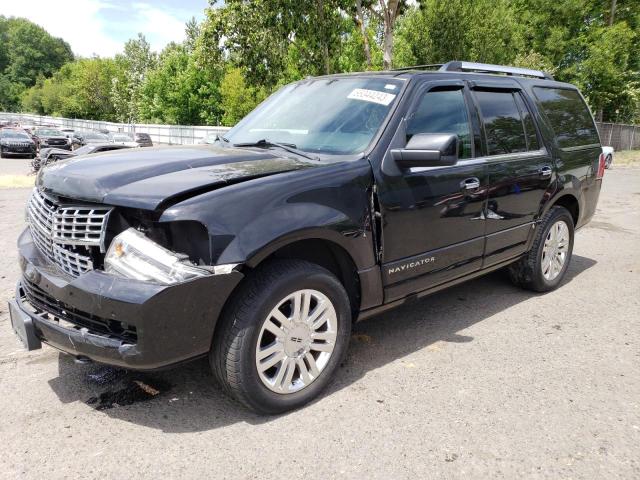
[470,84,553,266]
[531,86,602,226]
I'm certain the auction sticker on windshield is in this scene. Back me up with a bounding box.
[347,88,396,106]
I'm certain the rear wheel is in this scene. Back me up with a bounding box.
[211,259,351,414]
[605,154,612,169]
[508,206,574,292]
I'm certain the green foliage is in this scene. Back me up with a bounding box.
[219,67,268,126]
[20,58,118,120]
[0,16,73,87]
[111,34,157,123]
[203,0,354,87]
[138,43,221,125]
[394,0,523,66]
[0,16,73,111]
[7,1,640,124]
[572,22,638,122]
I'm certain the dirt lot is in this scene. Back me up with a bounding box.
[0,157,638,479]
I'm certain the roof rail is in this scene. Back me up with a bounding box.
[439,61,554,80]
[391,64,443,72]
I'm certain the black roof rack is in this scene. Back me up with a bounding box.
[439,61,554,80]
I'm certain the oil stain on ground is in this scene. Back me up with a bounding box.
[84,367,171,410]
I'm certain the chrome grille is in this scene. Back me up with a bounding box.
[53,206,111,248]
[27,189,112,277]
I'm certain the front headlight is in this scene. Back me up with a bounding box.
[105,228,210,285]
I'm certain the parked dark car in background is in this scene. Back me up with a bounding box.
[134,132,153,147]
[0,128,37,158]
[33,127,71,150]
[33,142,134,171]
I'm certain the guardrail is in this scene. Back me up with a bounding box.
[0,112,231,146]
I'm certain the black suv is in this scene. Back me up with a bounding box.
[9,62,605,414]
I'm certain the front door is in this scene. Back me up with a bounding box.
[471,87,554,266]
[375,82,487,302]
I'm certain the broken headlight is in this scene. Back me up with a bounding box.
[104,228,210,285]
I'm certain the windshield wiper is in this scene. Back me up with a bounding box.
[232,138,319,161]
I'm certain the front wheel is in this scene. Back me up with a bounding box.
[508,206,575,292]
[211,259,351,414]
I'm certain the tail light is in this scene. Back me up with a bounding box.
[597,153,606,179]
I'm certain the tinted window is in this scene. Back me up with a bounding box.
[407,89,472,159]
[514,93,540,151]
[533,87,599,148]
[1,130,30,139]
[475,90,527,155]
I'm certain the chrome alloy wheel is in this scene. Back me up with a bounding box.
[255,289,338,394]
[541,219,570,281]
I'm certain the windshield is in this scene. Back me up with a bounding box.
[224,77,404,155]
[36,129,64,136]
[1,130,30,140]
[83,132,109,140]
[112,134,133,141]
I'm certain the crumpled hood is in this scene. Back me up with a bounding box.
[37,145,315,210]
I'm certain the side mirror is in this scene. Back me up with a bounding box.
[391,133,459,168]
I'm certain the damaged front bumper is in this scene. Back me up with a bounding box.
[9,228,243,370]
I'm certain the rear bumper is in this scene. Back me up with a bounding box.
[11,227,243,370]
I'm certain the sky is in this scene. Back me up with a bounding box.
[1,0,209,57]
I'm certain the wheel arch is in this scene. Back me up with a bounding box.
[245,235,362,316]
[549,193,580,226]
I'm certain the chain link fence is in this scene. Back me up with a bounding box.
[0,112,231,145]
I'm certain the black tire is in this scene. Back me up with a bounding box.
[508,206,575,292]
[210,259,352,414]
[605,154,612,169]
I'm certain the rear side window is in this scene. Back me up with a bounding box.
[514,94,540,151]
[533,87,599,148]
[407,89,473,159]
[474,90,529,155]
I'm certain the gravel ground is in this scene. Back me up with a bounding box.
[0,158,638,479]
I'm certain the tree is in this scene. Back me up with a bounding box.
[21,58,118,120]
[111,34,157,122]
[0,16,73,111]
[202,0,352,87]
[0,16,73,87]
[219,67,268,126]
[365,0,405,69]
[395,0,523,67]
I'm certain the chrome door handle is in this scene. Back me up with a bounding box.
[539,166,552,177]
[461,177,480,190]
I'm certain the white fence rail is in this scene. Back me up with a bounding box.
[0,112,231,146]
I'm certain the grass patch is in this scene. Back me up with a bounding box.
[613,150,640,166]
[0,175,35,189]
